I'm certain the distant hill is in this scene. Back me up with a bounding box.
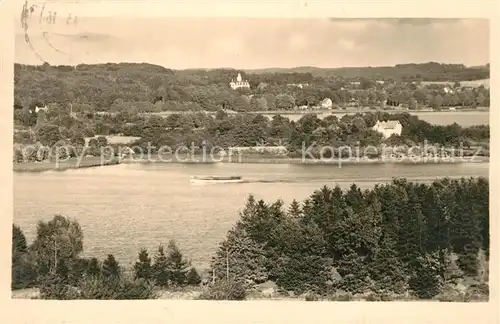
[244,62,490,82]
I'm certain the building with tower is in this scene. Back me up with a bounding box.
[229,73,250,90]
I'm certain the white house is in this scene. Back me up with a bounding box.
[229,73,250,90]
[372,120,403,139]
[320,98,333,109]
[35,105,48,113]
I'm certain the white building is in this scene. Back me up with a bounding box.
[229,73,250,90]
[372,120,403,139]
[34,105,48,113]
[320,98,333,109]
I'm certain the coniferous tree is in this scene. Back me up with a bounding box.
[186,268,202,286]
[152,245,169,287]
[288,199,302,218]
[409,252,443,299]
[101,254,121,281]
[440,249,463,285]
[398,189,428,273]
[86,257,101,277]
[211,223,268,286]
[165,240,189,286]
[369,235,407,294]
[134,248,152,281]
[12,224,36,289]
[450,181,482,276]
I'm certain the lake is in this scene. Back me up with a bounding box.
[13,162,489,270]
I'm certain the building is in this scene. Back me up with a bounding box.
[34,105,48,113]
[372,120,403,139]
[320,98,333,109]
[229,73,250,90]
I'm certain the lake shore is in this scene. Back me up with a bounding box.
[124,155,489,165]
[13,154,489,173]
[13,156,119,173]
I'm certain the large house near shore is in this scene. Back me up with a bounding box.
[372,120,403,139]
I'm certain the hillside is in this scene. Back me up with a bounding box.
[245,62,490,81]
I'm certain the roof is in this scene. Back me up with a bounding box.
[375,120,401,130]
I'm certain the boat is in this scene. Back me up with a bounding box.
[190,175,244,184]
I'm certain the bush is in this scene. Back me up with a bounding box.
[304,292,319,301]
[328,291,353,301]
[198,278,246,300]
[40,275,157,300]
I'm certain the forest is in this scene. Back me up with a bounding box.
[14,62,490,114]
[12,177,489,301]
[14,105,490,163]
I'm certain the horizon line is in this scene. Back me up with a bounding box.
[13,61,491,71]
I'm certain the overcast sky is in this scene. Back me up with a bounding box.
[15,16,489,69]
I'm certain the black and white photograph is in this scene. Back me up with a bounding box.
[8,0,492,307]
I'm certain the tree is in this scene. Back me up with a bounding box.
[134,248,152,281]
[30,215,84,279]
[408,252,443,299]
[233,95,251,112]
[369,235,407,294]
[102,254,121,281]
[12,225,36,289]
[276,94,295,110]
[433,94,443,110]
[152,245,169,287]
[35,124,62,146]
[186,268,202,285]
[96,136,108,147]
[165,240,189,286]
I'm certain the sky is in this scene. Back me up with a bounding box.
[14,14,489,69]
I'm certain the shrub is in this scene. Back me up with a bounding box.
[304,292,319,301]
[198,278,246,301]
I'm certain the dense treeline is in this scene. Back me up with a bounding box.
[14,107,490,163]
[12,178,489,300]
[14,62,490,115]
[12,216,202,299]
[246,62,490,81]
[210,177,489,300]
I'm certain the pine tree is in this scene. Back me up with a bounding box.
[409,252,443,299]
[369,235,407,294]
[12,225,28,255]
[288,199,302,218]
[86,257,101,277]
[134,248,152,281]
[152,245,169,287]
[440,249,463,285]
[101,254,121,281]
[450,181,482,276]
[11,224,36,289]
[211,224,268,286]
[335,251,370,294]
[165,240,189,286]
[186,268,202,286]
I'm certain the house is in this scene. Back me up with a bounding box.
[35,105,48,113]
[372,120,403,139]
[443,86,454,94]
[229,73,250,90]
[320,98,333,109]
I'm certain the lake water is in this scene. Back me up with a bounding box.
[14,162,489,270]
